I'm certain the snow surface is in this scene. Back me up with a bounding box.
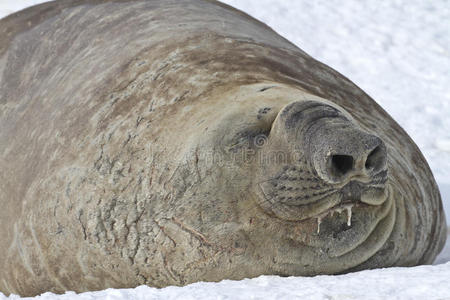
[0,0,449,299]
[5,263,450,300]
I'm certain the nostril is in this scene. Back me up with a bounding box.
[365,145,386,171]
[331,155,354,176]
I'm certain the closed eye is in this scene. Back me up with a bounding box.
[226,107,279,152]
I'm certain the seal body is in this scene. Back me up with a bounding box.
[0,0,446,296]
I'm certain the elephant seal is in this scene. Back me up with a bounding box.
[0,0,446,296]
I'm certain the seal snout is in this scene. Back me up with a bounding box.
[319,130,387,185]
[300,101,389,207]
[301,105,388,187]
[254,100,389,221]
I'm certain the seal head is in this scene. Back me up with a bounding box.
[194,84,398,275]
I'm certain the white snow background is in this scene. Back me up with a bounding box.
[1,0,449,299]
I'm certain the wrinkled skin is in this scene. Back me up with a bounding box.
[0,0,446,296]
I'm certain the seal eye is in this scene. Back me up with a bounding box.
[227,129,270,152]
[225,108,278,152]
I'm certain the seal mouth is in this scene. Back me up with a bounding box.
[257,173,389,223]
[312,182,390,233]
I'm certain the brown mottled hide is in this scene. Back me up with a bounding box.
[0,0,446,296]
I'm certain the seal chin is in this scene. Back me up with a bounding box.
[312,184,395,259]
[273,186,396,275]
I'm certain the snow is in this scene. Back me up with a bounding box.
[5,263,450,300]
[1,0,449,299]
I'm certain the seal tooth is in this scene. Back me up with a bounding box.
[346,205,353,226]
[316,204,353,233]
[316,211,328,234]
[317,216,322,234]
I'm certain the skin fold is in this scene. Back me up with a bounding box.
[0,0,446,296]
